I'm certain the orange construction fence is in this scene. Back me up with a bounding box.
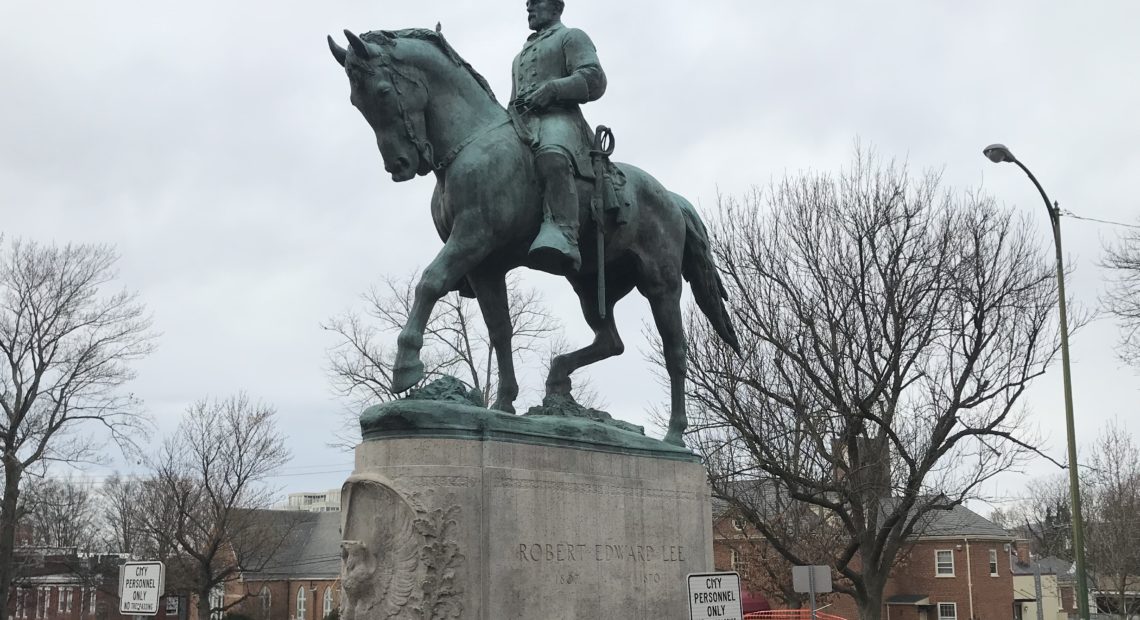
[744,610,847,620]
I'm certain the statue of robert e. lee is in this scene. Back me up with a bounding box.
[511,0,606,275]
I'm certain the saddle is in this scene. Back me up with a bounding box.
[594,154,632,226]
[506,106,632,226]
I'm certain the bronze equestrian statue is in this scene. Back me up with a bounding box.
[327,1,739,446]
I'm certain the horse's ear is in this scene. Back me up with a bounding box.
[344,29,372,58]
[436,22,442,34]
[327,35,348,66]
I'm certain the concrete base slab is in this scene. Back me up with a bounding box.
[342,435,713,619]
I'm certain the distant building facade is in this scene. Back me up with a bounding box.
[1010,548,1074,620]
[284,490,341,513]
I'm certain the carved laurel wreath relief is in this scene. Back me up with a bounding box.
[341,474,465,619]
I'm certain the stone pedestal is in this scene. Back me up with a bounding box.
[342,420,713,620]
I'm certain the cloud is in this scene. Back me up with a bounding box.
[3,0,1138,492]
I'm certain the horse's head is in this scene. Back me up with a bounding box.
[329,30,432,182]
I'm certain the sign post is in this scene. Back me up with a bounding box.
[792,565,832,620]
[686,572,743,620]
[119,561,165,616]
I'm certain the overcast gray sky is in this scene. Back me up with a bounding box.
[2,1,1138,507]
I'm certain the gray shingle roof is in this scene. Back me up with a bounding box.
[242,511,341,581]
[914,503,1013,539]
[1010,555,1072,577]
[712,480,1012,540]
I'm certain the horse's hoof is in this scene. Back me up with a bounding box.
[663,430,686,447]
[391,361,425,393]
[491,400,516,414]
[545,378,572,396]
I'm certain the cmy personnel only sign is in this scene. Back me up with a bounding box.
[687,572,744,620]
[119,561,165,616]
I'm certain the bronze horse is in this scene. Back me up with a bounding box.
[328,28,738,445]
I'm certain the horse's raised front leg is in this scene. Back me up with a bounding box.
[391,232,490,393]
[644,283,687,446]
[468,270,518,413]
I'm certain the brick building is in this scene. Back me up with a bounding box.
[222,511,342,620]
[5,510,344,620]
[3,551,184,620]
[714,499,1020,620]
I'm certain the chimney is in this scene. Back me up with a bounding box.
[1015,540,1030,565]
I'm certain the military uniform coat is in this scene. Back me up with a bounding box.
[511,22,607,178]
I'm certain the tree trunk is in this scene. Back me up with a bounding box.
[197,587,212,620]
[856,587,885,620]
[0,459,23,619]
[857,592,884,620]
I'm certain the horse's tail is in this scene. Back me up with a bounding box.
[675,193,741,355]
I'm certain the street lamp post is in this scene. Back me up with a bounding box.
[982,143,1089,620]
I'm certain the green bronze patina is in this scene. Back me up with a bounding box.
[360,395,698,463]
[328,2,740,447]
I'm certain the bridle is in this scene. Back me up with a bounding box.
[358,49,507,174]
[360,54,437,172]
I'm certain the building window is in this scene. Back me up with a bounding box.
[166,596,180,616]
[938,602,958,620]
[323,586,333,618]
[296,587,307,620]
[67,587,74,612]
[260,587,272,617]
[935,549,955,576]
[16,588,25,618]
[731,517,745,531]
[730,549,750,579]
[209,586,225,620]
[38,587,49,619]
[89,588,97,615]
[57,586,65,612]
[989,549,999,576]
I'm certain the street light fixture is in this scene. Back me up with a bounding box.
[982,143,1089,620]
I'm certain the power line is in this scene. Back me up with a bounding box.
[1061,210,1140,230]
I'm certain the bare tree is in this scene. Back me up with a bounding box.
[21,475,97,551]
[323,272,561,448]
[139,393,295,620]
[1086,418,1140,619]
[1103,223,1140,365]
[677,151,1061,620]
[99,473,152,556]
[1017,474,1074,561]
[0,239,153,605]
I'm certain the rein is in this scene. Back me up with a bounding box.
[432,118,510,172]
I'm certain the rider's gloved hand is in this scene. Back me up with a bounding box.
[525,81,560,110]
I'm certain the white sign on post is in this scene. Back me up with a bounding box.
[119,561,165,616]
[792,565,832,620]
[792,565,832,594]
[686,572,744,620]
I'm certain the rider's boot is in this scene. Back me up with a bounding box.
[529,152,581,275]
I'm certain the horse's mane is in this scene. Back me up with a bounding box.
[362,28,500,106]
